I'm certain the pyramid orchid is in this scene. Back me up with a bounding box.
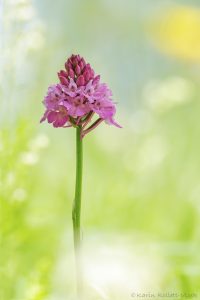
[41,54,121,138]
[40,54,121,298]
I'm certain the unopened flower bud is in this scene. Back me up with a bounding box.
[68,69,75,79]
[83,70,90,82]
[75,65,81,75]
[76,75,85,86]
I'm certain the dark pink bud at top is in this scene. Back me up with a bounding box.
[58,70,68,77]
[75,65,81,75]
[65,61,70,71]
[82,64,95,83]
[58,70,69,85]
[82,64,89,73]
[76,75,85,86]
[59,76,69,85]
[64,55,88,82]
[73,57,78,66]
[83,70,90,82]
[79,58,85,70]
[68,69,75,79]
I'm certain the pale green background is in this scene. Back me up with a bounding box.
[1,0,200,299]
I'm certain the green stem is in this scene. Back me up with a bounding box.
[72,126,83,298]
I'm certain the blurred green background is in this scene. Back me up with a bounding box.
[1,0,200,299]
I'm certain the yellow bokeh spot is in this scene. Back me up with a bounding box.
[150,5,200,62]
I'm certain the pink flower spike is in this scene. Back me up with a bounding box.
[40,54,121,135]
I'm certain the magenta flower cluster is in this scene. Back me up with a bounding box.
[40,54,121,137]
